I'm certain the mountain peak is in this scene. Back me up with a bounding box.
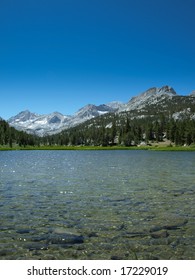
[7,85,194,136]
[74,103,115,119]
[189,90,195,96]
[8,110,39,123]
[158,85,177,95]
[125,85,177,111]
[140,85,177,96]
[142,87,157,96]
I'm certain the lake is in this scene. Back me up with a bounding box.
[0,150,194,259]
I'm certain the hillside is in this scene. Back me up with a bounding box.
[44,86,195,147]
[1,85,195,148]
[7,85,195,136]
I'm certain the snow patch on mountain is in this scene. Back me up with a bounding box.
[7,85,195,136]
[74,104,114,119]
[8,111,71,136]
[8,110,39,123]
[8,104,117,136]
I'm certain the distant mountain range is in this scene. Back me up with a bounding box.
[7,85,195,136]
[7,104,119,136]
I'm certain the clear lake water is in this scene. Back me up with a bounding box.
[0,150,194,259]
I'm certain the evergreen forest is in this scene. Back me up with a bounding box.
[1,113,195,149]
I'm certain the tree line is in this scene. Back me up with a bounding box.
[42,114,195,147]
[1,114,195,148]
[0,119,39,147]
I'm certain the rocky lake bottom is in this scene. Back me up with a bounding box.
[0,150,194,260]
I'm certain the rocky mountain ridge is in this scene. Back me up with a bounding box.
[7,85,195,136]
[122,85,177,111]
[8,104,117,136]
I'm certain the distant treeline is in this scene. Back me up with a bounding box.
[0,119,39,147]
[1,115,195,148]
[45,115,195,147]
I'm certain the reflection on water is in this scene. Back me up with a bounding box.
[0,150,195,259]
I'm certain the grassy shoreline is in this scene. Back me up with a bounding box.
[1,145,195,151]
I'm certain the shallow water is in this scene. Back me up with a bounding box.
[0,150,194,259]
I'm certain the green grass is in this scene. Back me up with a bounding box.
[0,145,146,151]
[149,146,195,151]
[1,144,195,151]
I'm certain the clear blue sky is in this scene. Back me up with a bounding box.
[0,0,195,119]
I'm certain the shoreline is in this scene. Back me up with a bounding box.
[1,145,195,151]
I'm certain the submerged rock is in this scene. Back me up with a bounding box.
[164,219,188,230]
[123,231,147,238]
[88,232,98,238]
[31,234,49,242]
[151,230,169,239]
[49,233,84,245]
[30,227,84,247]
[47,228,84,245]
[16,229,31,234]
[150,217,188,232]
[26,243,49,251]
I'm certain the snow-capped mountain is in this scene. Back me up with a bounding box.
[74,104,116,118]
[8,110,40,123]
[8,111,71,136]
[8,104,118,136]
[7,85,195,136]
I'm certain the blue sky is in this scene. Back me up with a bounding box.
[0,0,195,119]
